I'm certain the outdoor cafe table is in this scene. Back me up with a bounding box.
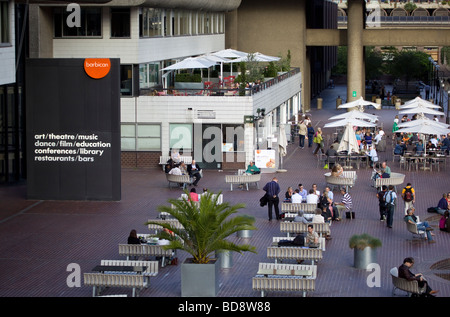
[92,265,147,274]
[336,153,368,169]
[403,153,445,171]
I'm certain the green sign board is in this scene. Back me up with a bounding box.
[352,91,357,98]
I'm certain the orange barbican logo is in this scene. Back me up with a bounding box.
[84,58,111,79]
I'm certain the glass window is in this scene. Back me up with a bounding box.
[121,124,161,151]
[140,8,162,37]
[170,123,192,150]
[53,7,101,37]
[120,65,132,96]
[111,8,130,38]
[0,2,9,43]
[139,62,160,89]
[222,125,245,152]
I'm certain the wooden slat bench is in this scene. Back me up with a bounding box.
[225,174,261,191]
[118,244,175,267]
[281,203,318,213]
[266,245,323,265]
[84,273,148,297]
[165,174,191,189]
[280,222,330,237]
[324,171,357,192]
[271,236,326,251]
[147,219,184,233]
[375,172,405,192]
[252,263,317,297]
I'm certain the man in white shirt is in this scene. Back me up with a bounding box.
[168,166,182,175]
[291,189,303,203]
[306,189,319,204]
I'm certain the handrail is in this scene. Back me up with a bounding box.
[140,68,301,97]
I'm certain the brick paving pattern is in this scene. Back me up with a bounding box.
[1,85,449,298]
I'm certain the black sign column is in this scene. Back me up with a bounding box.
[26,58,121,201]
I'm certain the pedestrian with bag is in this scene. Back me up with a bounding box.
[384,185,397,228]
[401,183,415,215]
[263,177,281,221]
[313,127,325,156]
[377,185,388,221]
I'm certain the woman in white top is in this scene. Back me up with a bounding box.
[366,145,378,168]
[312,208,325,223]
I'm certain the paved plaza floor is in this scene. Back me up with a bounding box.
[1,85,449,303]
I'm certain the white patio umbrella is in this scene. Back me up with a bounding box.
[401,97,441,109]
[338,96,381,110]
[198,54,232,83]
[397,122,450,157]
[324,117,377,128]
[161,57,217,71]
[337,122,360,154]
[398,123,450,136]
[399,106,445,116]
[328,110,378,123]
[212,49,249,58]
[212,49,249,76]
[233,52,281,63]
[397,118,449,129]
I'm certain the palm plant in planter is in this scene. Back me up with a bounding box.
[145,190,257,296]
[349,233,382,269]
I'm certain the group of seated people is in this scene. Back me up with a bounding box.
[164,149,202,186]
[284,184,344,222]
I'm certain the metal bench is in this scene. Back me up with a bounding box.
[281,203,318,213]
[266,245,323,265]
[84,273,148,297]
[271,236,326,251]
[390,267,426,297]
[280,222,330,237]
[225,174,261,191]
[118,244,175,267]
[252,262,317,297]
[165,174,191,189]
[324,171,356,192]
[147,219,184,233]
[375,172,405,192]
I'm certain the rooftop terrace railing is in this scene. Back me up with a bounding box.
[338,15,450,25]
[140,67,301,97]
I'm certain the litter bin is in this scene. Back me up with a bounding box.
[216,250,233,268]
[317,98,323,110]
[336,97,342,109]
[395,98,401,110]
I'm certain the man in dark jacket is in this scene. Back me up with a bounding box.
[263,177,281,221]
[187,160,202,186]
[398,257,438,296]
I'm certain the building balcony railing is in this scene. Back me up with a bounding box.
[139,68,301,97]
[338,15,450,25]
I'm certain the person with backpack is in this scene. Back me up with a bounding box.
[402,183,415,215]
[384,185,397,229]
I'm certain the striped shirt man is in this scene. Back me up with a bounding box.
[340,191,353,211]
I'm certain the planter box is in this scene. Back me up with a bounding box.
[181,258,219,297]
[174,82,203,90]
[353,247,378,269]
[237,229,253,238]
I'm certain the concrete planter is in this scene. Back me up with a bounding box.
[181,258,219,297]
[237,229,253,238]
[353,247,378,269]
[174,82,203,90]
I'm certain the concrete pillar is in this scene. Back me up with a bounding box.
[347,0,365,102]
